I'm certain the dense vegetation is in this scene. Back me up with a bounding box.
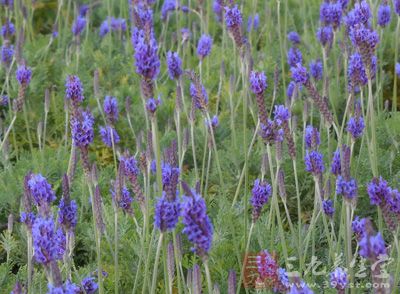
[1,0,400,293]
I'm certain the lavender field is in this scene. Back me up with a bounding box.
[1,0,400,293]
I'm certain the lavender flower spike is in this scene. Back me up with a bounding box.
[249,71,268,123]
[154,192,181,232]
[250,179,272,222]
[197,34,213,60]
[225,5,244,47]
[166,51,183,80]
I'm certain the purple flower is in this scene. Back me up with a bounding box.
[70,109,94,148]
[197,34,213,59]
[359,232,387,259]
[181,190,213,257]
[103,96,119,123]
[99,20,110,37]
[154,192,181,231]
[16,65,32,86]
[146,97,162,114]
[377,4,391,27]
[291,63,309,85]
[349,25,379,63]
[225,5,243,28]
[120,156,139,178]
[352,216,367,237]
[316,26,333,47]
[134,32,160,80]
[347,53,368,90]
[287,31,301,45]
[32,216,65,264]
[181,28,191,41]
[161,0,176,21]
[330,150,341,176]
[111,186,133,212]
[347,116,365,139]
[100,125,120,147]
[205,115,219,129]
[250,179,272,221]
[48,281,80,294]
[287,81,301,99]
[161,163,180,191]
[110,17,127,32]
[396,62,400,77]
[287,47,303,67]
[65,75,84,103]
[79,5,90,17]
[275,268,290,292]
[0,0,13,8]
[28,174,56,207]
[1,43,13,67]
[309,60,323,81]
[81,277,98,294]
[213,0,224,22]
[247,14,260,32]
[71,16,86,36]
[190,82,208,110]
[330,267,348,290]
[323,200,335,217]
[259,119,284,144]
[273,105,290,124]
[20,211,35,229]
[249,71,267,95]
[304,150,324,175]
[336,176,358,200]
[166,51,182,80]
[58,199,78,230]
[0,95,8,107]
[367,177,391,206]
[395,0,400,15]
[1,20,15,38]
[320,2,342,29]
[305,125,320,150]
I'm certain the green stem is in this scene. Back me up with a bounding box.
[150,233,164,294]
[203,260,213,294]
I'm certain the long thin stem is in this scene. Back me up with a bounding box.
[392,17,400,112]
[150,233,164,294]
[236,222,254,294]
[203,260,213,294]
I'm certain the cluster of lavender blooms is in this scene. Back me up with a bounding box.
[99,17,127,37]
[250,179,272,222]
[1,18,14,69]
[367,177,400,230]
[225,4,244,48]
[19,173,96,292]
[197,34,213,60]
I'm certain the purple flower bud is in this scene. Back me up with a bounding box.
[134,32,160,81]
[367,177,391,206]
[99,20,110,37]
[146,97,161,114]
[79,5,90,17]
[71,16,86,36]
[305,125,320,150]
[395,62,400,77]
[330,267,348,290]
[99,125,120,147]
[273,105,290,124]
[377,4,391,27]
[81,276,98,294]
[395,0,400,15]
[111,186,133,213]
[213,0,224,22]
[330,150,341,176]
[323,200,335,217]
[336,176,358,200]
[65,75,84,103]
[161,0,177,21]
[275,268,290,292]
[32,216,65,264]
[110,17,127,32]
[190,82,208,110]
[28,174,56,207]
[304,150,324,175]
[352,216,367,238]
[154,192,181,231]
[20,211,35,229]
[166,51,182,80]
[48,280,80,294]
[103,96,119,123]
[225,5,243,28]
[347,53,368,90]
[320,2,342,29]
[70,109,94,148]
[316,26,333,47]
[287,31,301,45]
[16,64,32,86]
[309,59,323,81]
[0,0,13,8]
[291,63,309,85]
[1,20,15,38]
[181,187,213,257]
[197,34,213,59]
[58,199,78,231]
[347,116,365,139]
[1,42,13,67]
[250,179,272,222]
[249,71,267,94]
[359,232,387,259]
[287,47,303,67]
